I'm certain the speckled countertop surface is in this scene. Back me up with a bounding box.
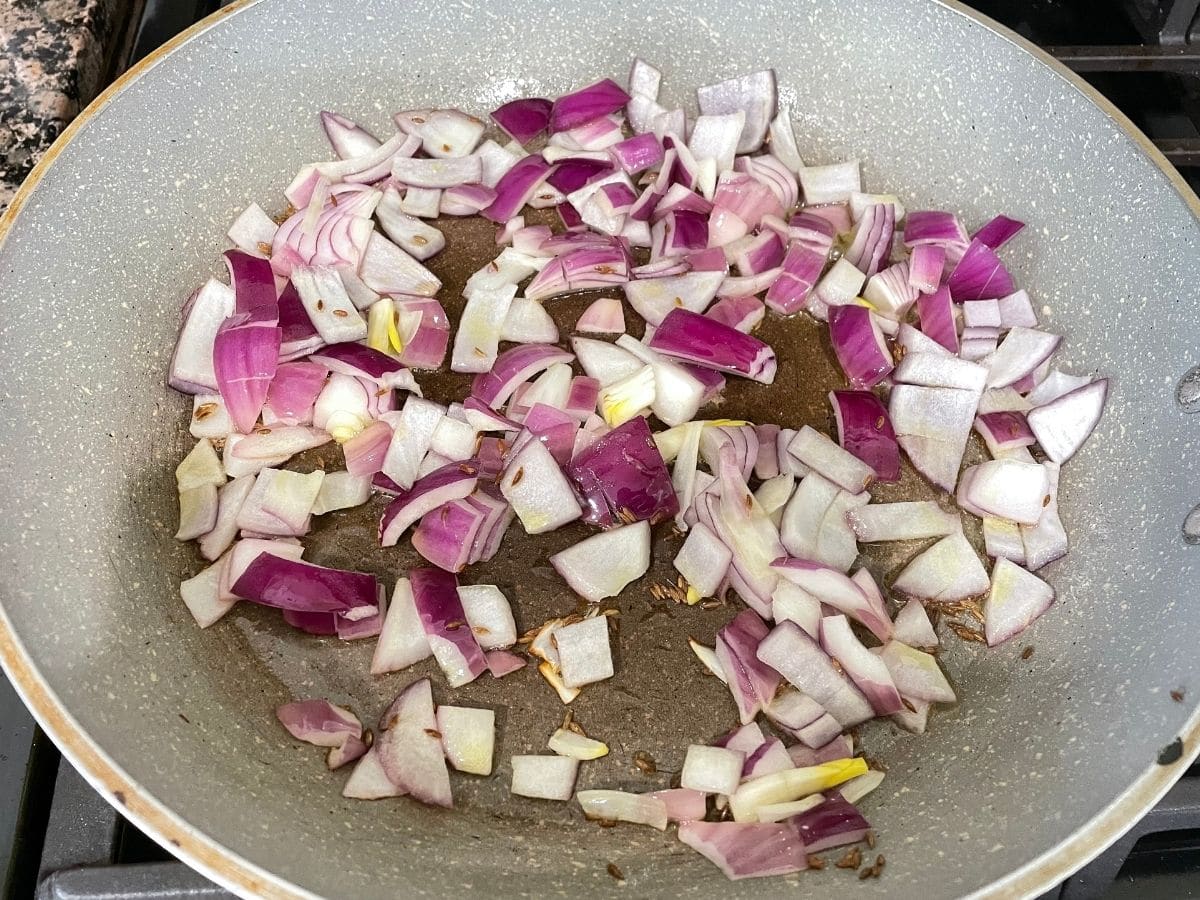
[0,0,131,211]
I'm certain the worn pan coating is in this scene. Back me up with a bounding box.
[0,0,1198,897]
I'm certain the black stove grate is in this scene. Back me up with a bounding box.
[3,1,1199,898]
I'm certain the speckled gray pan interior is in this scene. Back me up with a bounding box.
[1,0,1199,897]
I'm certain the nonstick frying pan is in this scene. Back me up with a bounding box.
[1,0,1198,897]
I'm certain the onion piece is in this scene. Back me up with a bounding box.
[791,793,871,853]
[577,790,668,830]
[772,558,892,642]
[983,516,1027,564]
[827,305,893,389]
[648,308,776,384]
[947,238,1014,301]
[644,789,703,824]
[893,532,989,601]
[359,232,442,297]
[500,436,582,534]
[481,155,553,223]
[874,641,956,704]
[908,244,946,293]
[787,426,875,494]
[1022,462,1068,570]
[511,755,578,801]
[697,70,775,152]
[342,747,402,800]
[486,650,527,678]
[376,678,452,808]
[320,111,380,159]
[548,728,609,760]
[213,310,281,435]
[409,567,487,687]
[727,756,866,822]
[689,638,728,683]
[756,622,874,728]
[903,210,968,246]
[624,270,725,326]
[575,297,625,334]
[892,600,936,648]
[232,553,376,614]
[973,214,1026,250]
[957,459,1049,525]
[848,501,960,542]
[491,98,553,145]
[682,745,745,796]
[568,416,678,527]
[715,610,781,724]
[829,390,900,483]
[893,352,988,392]
[472,343,574,409]
[770,582,821,640]
[551,79,630,133]
[379,462,478,546]
[375,186,445,260]
[986,327,1063,389]
[452,282,516,374]
[843,203,894,277]
[553,615,614,688]
[787,736,854,768]
[819,615,904,715]
[456,584,516,650]
[1027,378,1108,463]
[433,706,495,777]
[179,558,236,628]
[276,699,361,748]
[799,161,860,206]
[550,520,651,602]
[915,285,958,353]
[997,289,1038,328]
[985,556,1056,646]
[677,821,808,881]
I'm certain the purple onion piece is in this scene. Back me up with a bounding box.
[830,390,900,482]
[972,213,1026,250]
[567,416,678,527]
[648,308,776,384]
[678,821,808,880]
[378,462,479,547]
[410,568,487,687]
[490,97,553,145]
[714,609,781,725]
[232,553,377,614]
[789,792,870,853]
[946,238,1015,301]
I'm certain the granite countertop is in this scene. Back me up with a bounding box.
[0,0,130,211]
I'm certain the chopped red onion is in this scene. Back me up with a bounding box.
[892,532,989,601]
[946,238,1015,301]
[820,614,904,715]
[903,210,968,246]
[550,78,630,132]
[379,462,478,546]
[212,310,281,434]
[568,416,678,527]
[410,567,487,687]
[276,699,361,748]
[827,305,893,389]
[490,98,552,145]
[829,390,900,483]
[232,553,376,614]
[549,520,651,602]
[908,244,946,293]
[481,155,553,222]
[873,641,956,704]
[648,308,776,384]
[1027,378,1108,463]
[376,678,453,807]
[791,792,870,853]
[973,213,1026,250]
[715,610,781,725]
[319,111,380,159]
[848,501,960,542]
[756,621,874,728]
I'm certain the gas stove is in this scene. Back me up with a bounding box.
[3,0,1198,897]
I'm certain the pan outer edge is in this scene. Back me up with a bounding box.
[0,0,1195,898]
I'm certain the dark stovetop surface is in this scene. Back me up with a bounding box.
[2,0,1198,898]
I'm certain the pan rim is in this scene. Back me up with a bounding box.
[0,0,1196,897]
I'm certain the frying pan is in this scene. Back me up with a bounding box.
[1,0,1198,896]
